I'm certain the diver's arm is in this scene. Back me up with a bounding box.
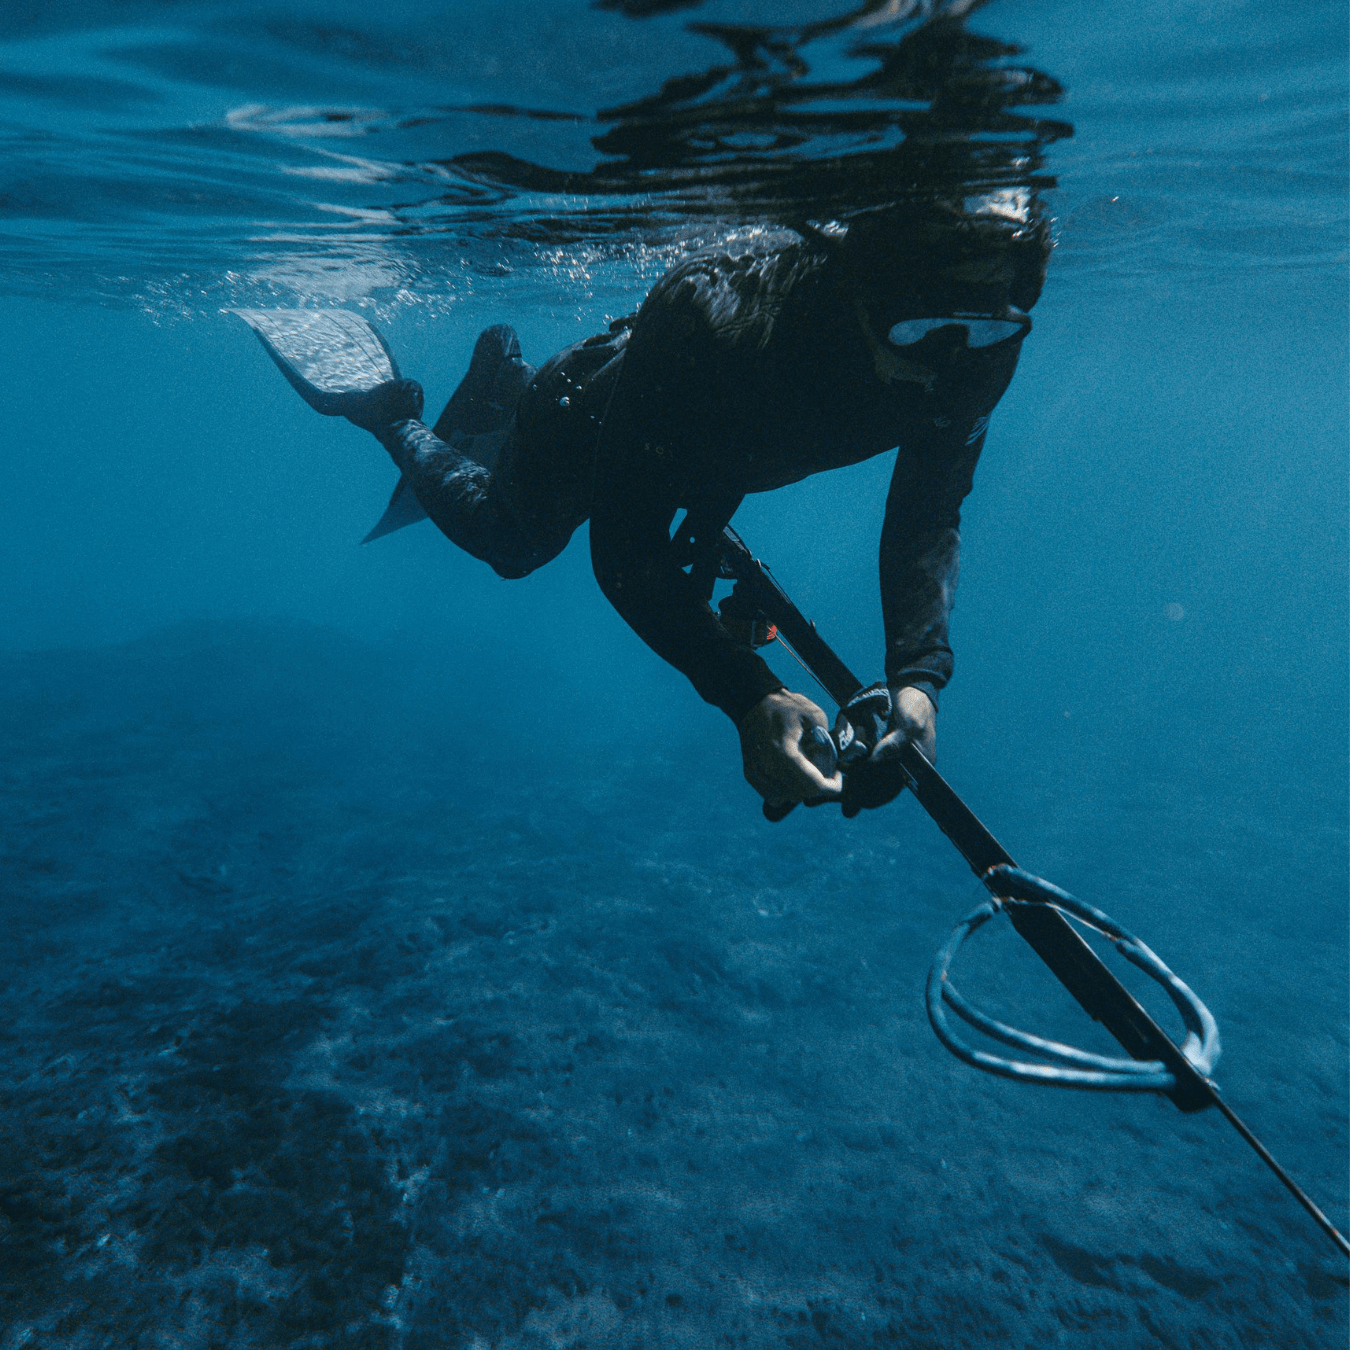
[589,498,840,802]
[588,482,786,726]
[878,430,983,708]
[870,411,997,782]
[878,335,1022,725]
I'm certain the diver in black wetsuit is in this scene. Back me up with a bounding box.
[347,203,1051,811]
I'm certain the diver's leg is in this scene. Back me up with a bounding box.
[375,417,554,580]
[408,325,624,571]
[340,359,547,578]
[351,330,597,579]
[347,324,610,578]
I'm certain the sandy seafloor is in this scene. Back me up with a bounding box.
[1,618,1344,1349]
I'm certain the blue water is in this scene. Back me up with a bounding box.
[1,2,1346,1346]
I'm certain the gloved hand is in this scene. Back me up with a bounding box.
[342,378,424,434]
[839,684,936,819]
[741,689,844,812]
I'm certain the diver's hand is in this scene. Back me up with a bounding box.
[343,379,424,434]
[740,690,844,807]
[873,685,936,766]
[840,686,936,818]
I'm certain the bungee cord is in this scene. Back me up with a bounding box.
[926,871,1221,1093]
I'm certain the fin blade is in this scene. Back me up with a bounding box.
[362,475,428,544]
[232,309,399,415]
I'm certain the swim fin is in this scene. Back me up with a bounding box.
[232,308,401,415]
[235,307,432,543]
[432,323,534,441]
[235,310,533,546]
[362,475,428,544]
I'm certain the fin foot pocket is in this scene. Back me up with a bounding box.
[342,378,424,434]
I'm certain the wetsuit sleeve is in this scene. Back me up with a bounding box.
[879,428,985,706]
[590,495,787,725]
[589,439,785,729]
[880,334,1023,705]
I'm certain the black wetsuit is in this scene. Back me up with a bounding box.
[382,238,1024,725]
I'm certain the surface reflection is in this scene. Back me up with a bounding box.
[426,0,1070,245]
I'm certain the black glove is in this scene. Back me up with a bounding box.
[834,683,913,819]
[831,683,891,768]
[839,751,911,818]
[342,378,424,434]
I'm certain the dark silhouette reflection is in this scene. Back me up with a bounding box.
[425,0,1070,244]
[595,0,707,16]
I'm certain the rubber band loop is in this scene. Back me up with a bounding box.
[926,869,1221,1091]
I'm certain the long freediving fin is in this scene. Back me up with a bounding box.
[363,475,429,544]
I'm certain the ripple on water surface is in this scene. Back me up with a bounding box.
[0,0,1343,312]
